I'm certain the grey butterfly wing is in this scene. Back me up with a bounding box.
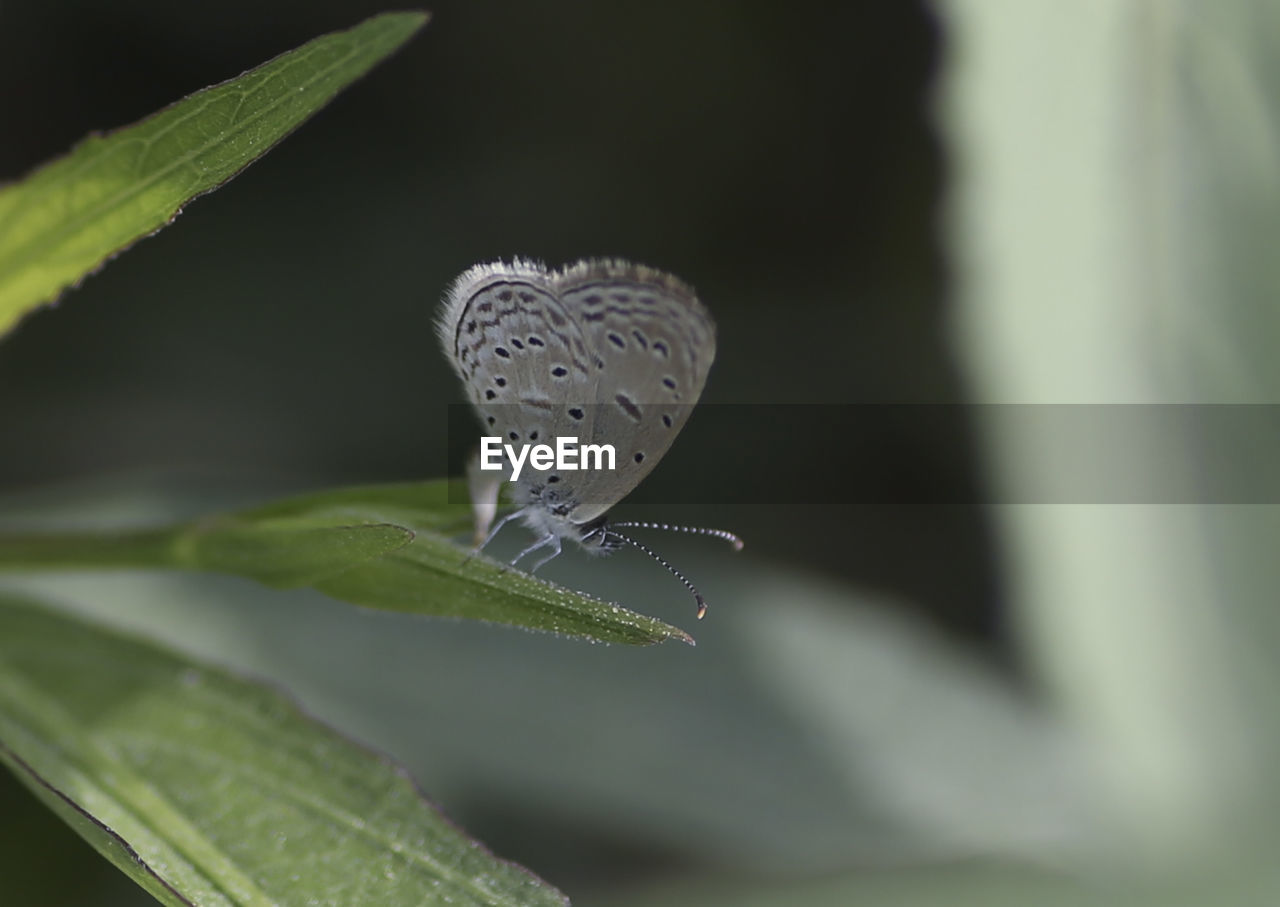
[552,259,716,524]
[440,260,595,459]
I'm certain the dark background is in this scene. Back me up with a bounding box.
[0,1,1004,900]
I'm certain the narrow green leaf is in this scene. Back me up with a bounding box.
[0,593,568,906]
[937,0,1280,853]
[0,11,429,337]
[0,480,695,646]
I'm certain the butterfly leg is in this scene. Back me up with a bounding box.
[461,508,529,572]
[511,531,556,568]
[523,534,564,574]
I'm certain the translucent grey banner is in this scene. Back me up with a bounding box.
[441,404,1280,505]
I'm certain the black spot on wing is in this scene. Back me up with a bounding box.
[615,394,642,422]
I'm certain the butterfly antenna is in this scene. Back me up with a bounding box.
[611,521,744,552]
[609,528,710,619]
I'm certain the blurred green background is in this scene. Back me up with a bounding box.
[6,1,1276,905]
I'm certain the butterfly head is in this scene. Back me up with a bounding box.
[574,514,627,553]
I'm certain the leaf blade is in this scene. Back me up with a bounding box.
[0,11,429,337]
[0,480,696,646]
[0,593,568,906]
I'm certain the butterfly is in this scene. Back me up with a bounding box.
[439,258,741,617]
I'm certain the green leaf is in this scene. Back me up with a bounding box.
[936,0,1280,853]
[0,480,695,646]
[0,593,568,906]
[0,11,429,338]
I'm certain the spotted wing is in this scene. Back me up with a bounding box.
[440,257,597,449]
[550,259,716,524]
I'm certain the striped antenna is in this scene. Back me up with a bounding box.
[607,528,711,619]
[611,521,744,552]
